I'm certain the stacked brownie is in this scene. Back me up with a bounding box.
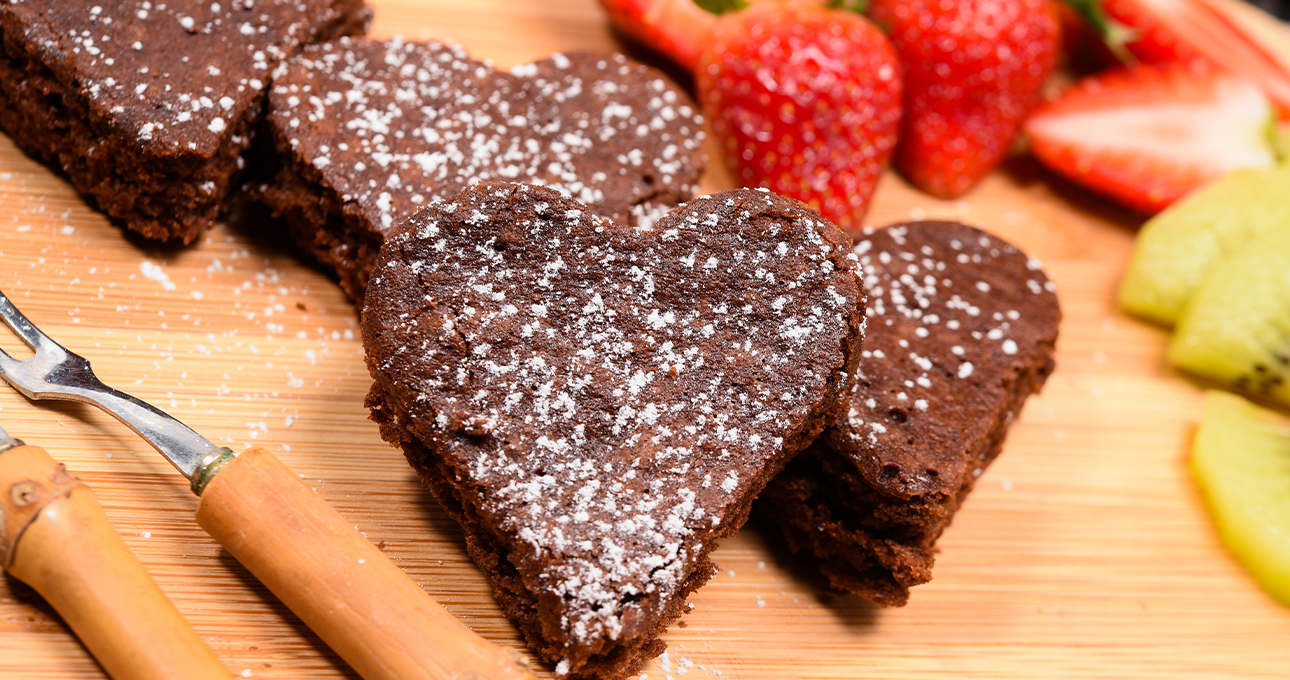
[361,183,865,679]
[0,0,370,241]
[257,38,706,303]
[0,1,1067,673]
[759,221,1061,606]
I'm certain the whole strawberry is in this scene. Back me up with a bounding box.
[696,2,902,231]
[598,0,719,72]
[869,0,1060,199]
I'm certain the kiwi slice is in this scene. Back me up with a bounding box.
[1119,165,1290,327]
[1168,226,1290,405]
[1192,391,1290,607]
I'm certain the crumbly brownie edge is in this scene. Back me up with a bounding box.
[0,1,370,242]
[0,18,232,241]
[253,159,382,301]
[758,339,1055,606]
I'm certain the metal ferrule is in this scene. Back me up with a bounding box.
[189,448,238,496]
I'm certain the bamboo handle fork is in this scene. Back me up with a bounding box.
[0,292,537,680]
[0,434,230,680]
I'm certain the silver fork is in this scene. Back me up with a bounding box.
[0,290,537,680]
[0,292,233,680]
[0,292,228,487]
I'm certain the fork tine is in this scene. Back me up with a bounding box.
[0,290,58,351]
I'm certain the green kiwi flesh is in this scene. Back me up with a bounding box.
[1192,391,1290,607]
[1169,227,1290,405]
[1119,166,1290,327]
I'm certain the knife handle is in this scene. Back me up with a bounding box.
[194,447,537,680]
[0,444,231,680]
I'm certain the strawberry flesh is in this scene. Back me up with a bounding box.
[1024,60,1277,214]
[1071,0,1290,119]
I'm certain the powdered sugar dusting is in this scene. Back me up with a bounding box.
[365,184,861,674]
[268,38,705,240]
[843,221,1059,488]
[10,0,363,155]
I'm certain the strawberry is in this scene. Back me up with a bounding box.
[869,0,1061,200]
[597,0,720,72]
[1098,0,1203,63]
[696,2,902,231]
[1062,0,1290,118]
[1056,2,1107,68]
[597,0,817,73]
[1024,60,1279,214]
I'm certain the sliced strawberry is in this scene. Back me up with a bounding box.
[869,0,1061,199]
[1057,2,1106,67]
[1101,0,1205,62]
[696,2,902,230]
[1024,61,1278,214]
[1063,0,1290,119]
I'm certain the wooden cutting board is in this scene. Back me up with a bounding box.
[1,1,1288,678]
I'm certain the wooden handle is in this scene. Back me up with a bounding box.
[195,447,537,680]
[0,444,231,680]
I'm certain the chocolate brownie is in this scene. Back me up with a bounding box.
[759,221,1060,606]
[0,0,369,242]
[361,182,865,679]
[256,37,706,304]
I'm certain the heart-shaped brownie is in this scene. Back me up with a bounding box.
[257,37,706,303]
[0,0,369,242]
[759,221,1060,606]
[361,182,864,679]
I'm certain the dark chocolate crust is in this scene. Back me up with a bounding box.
[0,0,370,242]
[759,221,1061,606]
[257,38,706,304]
[362,182,864,678]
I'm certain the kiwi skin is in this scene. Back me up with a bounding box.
[1192,391,1290,608]
[1119,166,1290,327]
[1168,227,1290,406]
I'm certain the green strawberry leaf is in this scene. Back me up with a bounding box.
[693,0,748,15]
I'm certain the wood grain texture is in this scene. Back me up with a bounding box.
[0,1,1288,678]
